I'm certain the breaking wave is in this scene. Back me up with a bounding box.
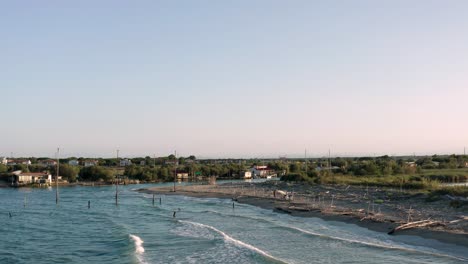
[179,220,288,264]
[129,234,146,263]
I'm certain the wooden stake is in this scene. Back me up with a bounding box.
[115,177,118,206]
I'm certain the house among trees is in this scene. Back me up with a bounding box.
[68,159,79,166]
[84,160,99,167]
[1,157,7,165]
[120,158,132,167]
[165,160,179,166]
[240,171,252,179]
[176,172,189,179]
[250,165,274,178]
[38,159,57,167]
[11,171,52,186]
[7,159,31,166]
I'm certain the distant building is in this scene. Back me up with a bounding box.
[120,159,132,167]
[12,172,52,186]
[7,159,32,166]
[0,157,7,165]
[165,160,179,166]
[176,172,189,179]
[464,161,468,168]
[140,161,146,166]
[38,159,57,167]
[250,166,274,178]
[315,166,340,171]
[405,162,417,168]
[240,171,252,179]
[84,160,98,167]
[68,160,79,166]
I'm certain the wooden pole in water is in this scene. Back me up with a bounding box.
[115,175,118,205]
[159,197,162,205]
[88,200,90,209]
[152,194,155,206]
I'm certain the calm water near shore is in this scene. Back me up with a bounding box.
[1,183,467,264]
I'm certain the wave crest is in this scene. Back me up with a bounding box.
[129,234,145,254]
[179,220,287,264]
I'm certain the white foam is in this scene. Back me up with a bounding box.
[179,220,288,264]
[129,234,145,254]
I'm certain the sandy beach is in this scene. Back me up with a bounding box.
[140,181,468,248]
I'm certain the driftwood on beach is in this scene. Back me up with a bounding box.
[388,220,445,235]
[445,195,468,202]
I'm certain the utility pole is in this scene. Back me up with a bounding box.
[153,153,156,181]
[56,148,60,204]
[116,149,120,166]
[115,149,119,205]
[328,149,333,183]
[305,149,308,175]
[173,150,177,192]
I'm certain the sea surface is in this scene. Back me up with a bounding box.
[1,183,467,264]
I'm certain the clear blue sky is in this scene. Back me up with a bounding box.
[1,1,468,158]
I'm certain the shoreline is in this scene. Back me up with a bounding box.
[140,184,468,248]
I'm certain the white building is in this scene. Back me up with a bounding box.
[84,160,98,167]
[250,165,274,178]
[68,160,79,166]
[176,172,189,179]
[13,172,52,185]
[165,160,179,166]
[240,171,252,179]
[1,157,8,165]
[120,159,132,167]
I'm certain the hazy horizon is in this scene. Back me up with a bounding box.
[2,1,468,158]
[1,150,467,160]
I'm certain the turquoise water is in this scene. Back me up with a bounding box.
[1,183,467,264]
